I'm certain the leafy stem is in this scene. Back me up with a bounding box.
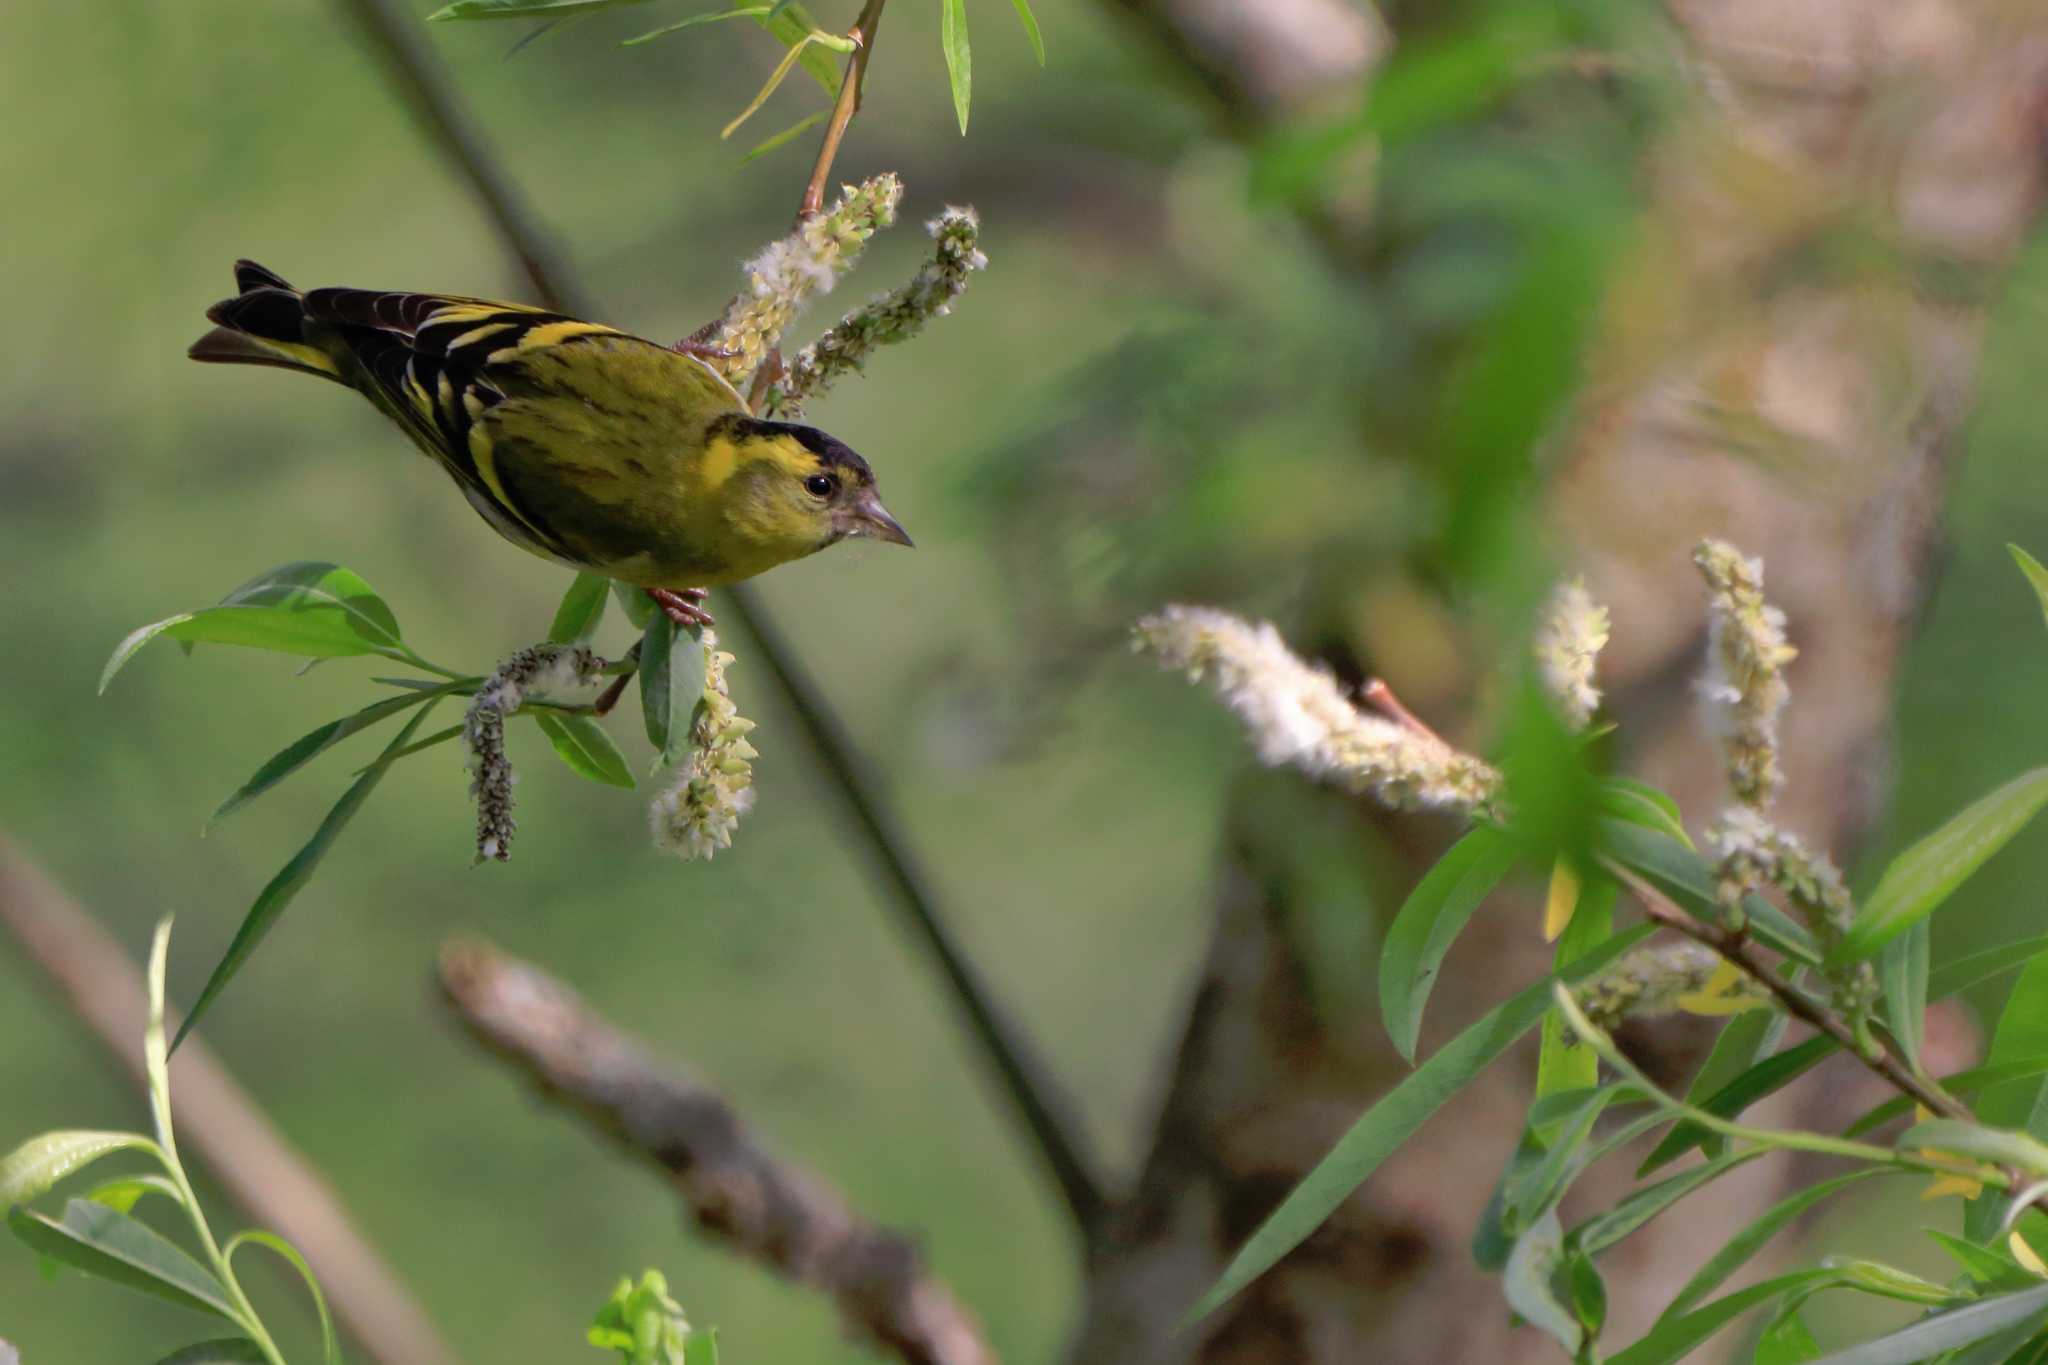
[799,0,887,219]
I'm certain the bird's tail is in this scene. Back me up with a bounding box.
[188,260,344,381]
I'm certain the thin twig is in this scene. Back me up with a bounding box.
[800,0,888,220]
[438,937,998,1365]
[329,0,1108,1236]
[1606,861,1971,1122]
[0,833,465,1365]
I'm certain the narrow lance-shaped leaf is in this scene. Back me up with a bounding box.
[1007,0,1043,64]
[2011,543,2048,630]
[172,702,442,1052]
[1804,1282,2048,1365]
[102,563,416,692]
[1660,1168,1895,1321]
[1881,918,1931,1072]
[6,1200,238,1322]
[1610,1268,1854,1365]
[1572,1148,1763,1257]
[535,712,636,788]
[747,0,844,97]
[1537,872,1615,1101]
[1378,825,1516,1063]
[1181,923,1654,1324]
[1647,935,2048,1176]
[941,0,971,134]
[0,1131,156,1206]
[1847,1054,2048,1137]
[639,613,704,771]
[1967,951,2048,1241]
[549,571,610,643]
[227,1230,341,1365]
[1503,1210,1582,1357]
[739,110,827,164]
[623,5,771,46]
[1902,1118,2048,1178]
[207,685,456,830]
[1834,767,2048,965]
[430,0,665,20]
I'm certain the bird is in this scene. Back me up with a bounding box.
[188,260,912,629]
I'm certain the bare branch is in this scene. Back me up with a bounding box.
[437,937,999,1365]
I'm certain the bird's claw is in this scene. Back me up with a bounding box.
[648,586,716,629]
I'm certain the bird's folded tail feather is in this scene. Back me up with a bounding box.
[188,259,345,381]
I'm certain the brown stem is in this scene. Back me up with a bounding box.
[438,937,999,1365]
[1606,861,1971,1122]
[799,0,889,220]
[1359,677,1446,745]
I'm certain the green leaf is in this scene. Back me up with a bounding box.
[748,0,843,97]
[612,580,657,630]
[685,1330,719,1365]
[1835,768,2048,965]
[1661,1168,1893,1320]
[1182,923,1653,1324]
[1755,1306,1824,1365]
[1007,0,1043,64]
[1805,1283,2048,1364]
[1504,1087,1620,1233]
[145,917,175,1144]
[1926,1228,2027,1287]
[1597,778,1694,851]
[84,1174,184,1217]
[1831,1258,1968,1306]
[6,1201,238,1321]
[1599,819,1820,964]
[1903,1118,2048,1176]
[227,1230,340,1365]
[149,1341,269,1365]
[1503,1210,1581,1356]
[941,0,971,134]
[1638,1036,1831,1175]
[207,687,454,830]
[430,0,659,19]
[549,572,610,643]
[535,712,635,788]
[1537,872,1615,1101]
[172,703,442,1052]
[1612,1269,1849,1365]
[1573,1149,1762,1257]
[1643,938,2048,1176]
[1847,1054,2048,1137]
[738,110,826,164]
[639,614,704,772]
[0,1131,155,1205]
[1969,953,2048,1240]
[1882,918,1932,1072]
[622,5,770,46]
[1378,826,1517,1062]
[102,563,411,692]
[2012,544,2048,630]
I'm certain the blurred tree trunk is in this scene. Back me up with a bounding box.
[1071,3,2048,1361]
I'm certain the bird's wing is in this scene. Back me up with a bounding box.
[302,289,631,563]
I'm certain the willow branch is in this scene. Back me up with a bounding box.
[329,0,1107,1237]
[1606,861,1971,1122]
[0,833,464,1365]
[800,0,888,220]
[438,937,998,1365]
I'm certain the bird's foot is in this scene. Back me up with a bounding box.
[672,319,737,364]
[648,586,716,629]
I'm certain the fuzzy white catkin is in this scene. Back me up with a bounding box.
[1134,605,1501,814]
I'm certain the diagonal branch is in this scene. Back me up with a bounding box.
[328,0,1107,1236]
[437,937,998,1365]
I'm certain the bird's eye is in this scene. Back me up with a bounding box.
[804,474,836,497]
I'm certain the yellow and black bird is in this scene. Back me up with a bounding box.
[189,260,912,627]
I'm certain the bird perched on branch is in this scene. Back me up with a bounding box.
[190,260,912,627]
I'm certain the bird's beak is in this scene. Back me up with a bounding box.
[844,490,914,548]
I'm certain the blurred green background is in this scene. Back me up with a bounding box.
[3,0,2048,1360]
